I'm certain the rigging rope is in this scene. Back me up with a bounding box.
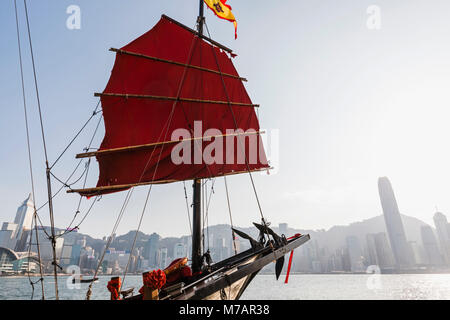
[50,101,101,169]
[202,179,215,252]
[119,29,203,294]
[88,29,201,299]
[224,176,238,255]
[23,0,60,299]
[86,188,133,300]
[183,181,193,237]
[204,22,271,244]
[14,0,45,299]
[36,112,102,213]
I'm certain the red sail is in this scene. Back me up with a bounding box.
[75,16,269,197]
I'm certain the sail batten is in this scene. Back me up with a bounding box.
[68,167,270,197]
[76,131,264,159]
[74,15,269,197]
[109,48,247,81]
[94,92,259,107]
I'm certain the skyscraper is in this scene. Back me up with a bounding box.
[378,177,414,268]
[0,194,34,252]
[144,233,160,268]
[345,236,365,272]
[433,211,450,264]
[373,232,395,269]
[420,225,443,266]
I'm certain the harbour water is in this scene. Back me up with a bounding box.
[1,274,450,300]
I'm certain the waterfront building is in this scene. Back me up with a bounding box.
[378,177,415,268]
[345,236,365,272]
[103,249,130,271]
[158,247,168,269]
[433,211,450,264]
[144,233,160,268]
[420,225,443,266]
[0,247,38,274]
[60,244,73,266]
[373,232,395,269]
[29,227,64,261]
[0,222,19,250]
[409,241,426,265]
[0,194,34,252]
[173,243,187,259]
[366,234,379,266]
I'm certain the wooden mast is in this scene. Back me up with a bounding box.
[191,0,205,274]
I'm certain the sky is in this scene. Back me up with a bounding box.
[1,0,450,239]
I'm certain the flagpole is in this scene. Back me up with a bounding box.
[198,0,205,36]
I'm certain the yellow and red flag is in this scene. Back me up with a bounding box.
[204,0,238,39]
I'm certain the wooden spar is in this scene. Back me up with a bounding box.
[66,167,272,196]
[191,0,205,276]
[75,131,265,159]
[94,92,259,108]
[110,48,247,82]
[162,14,234,55]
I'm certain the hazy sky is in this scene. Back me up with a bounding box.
[1,0,450,239]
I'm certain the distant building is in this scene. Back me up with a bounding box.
[433,212,450,264]
[345,236,365,272]
[0,223,19,250]
[158,247,168,269]
[212,237,228,262]
[378,177,415,268]
[0,194,34,252]
[29,228,65,264]
[279,223,288,236]
[420,225,443,266]
[144,233,160,268]
[366,234,379,266]
[373,232,395,269]
[173,243,187,259]
[103,249,130,271]
[0,247,38,274]
[409,241,426,265]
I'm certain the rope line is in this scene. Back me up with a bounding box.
[14,0,45,299]
[119,30,203,293]
[88,29,200,299]
[183,181,193,237]
[204,21,272,244]
[224,176,237,255]
[24,0,60,298]
[50,101,101,169]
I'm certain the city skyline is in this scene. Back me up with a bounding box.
[2,1,450,238]
[3,184,450,277]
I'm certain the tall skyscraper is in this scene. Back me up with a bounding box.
[366,234,379,266]
[420,225,443,266]
[378,177,414,268]
[433,211,450,264]
[0,194,34,252]
[373,232,395,269]
[345,236,365,272]
[144,233,160,267]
